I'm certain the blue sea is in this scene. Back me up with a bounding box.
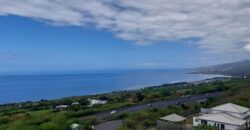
[0,69,223,104]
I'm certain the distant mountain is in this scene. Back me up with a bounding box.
[194,59,250,76]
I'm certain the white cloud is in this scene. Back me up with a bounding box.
[1,0,250,54]
[244,44,250,52]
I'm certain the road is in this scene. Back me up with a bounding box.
[95,92,222,119]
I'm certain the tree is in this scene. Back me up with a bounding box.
[136,92,144,102]
[161,90,170,97]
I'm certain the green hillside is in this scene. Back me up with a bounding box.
[194,59,250,76]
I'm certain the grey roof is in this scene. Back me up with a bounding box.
[198,113,246,126]
[160,113,186,122]
[212,103,249,114]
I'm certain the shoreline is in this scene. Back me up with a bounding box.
[0,76,230,106]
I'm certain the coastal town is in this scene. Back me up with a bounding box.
[1,77,249,130]
[1,0,250,130]
[70,100,250,130]
[59,77,250,130]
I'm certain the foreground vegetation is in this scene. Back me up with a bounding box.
[117,78,250,130]
[0,77,249,130]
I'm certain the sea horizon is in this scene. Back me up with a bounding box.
[0,68,194,76]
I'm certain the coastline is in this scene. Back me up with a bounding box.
[0,69,224,104]
[0,75,230,106]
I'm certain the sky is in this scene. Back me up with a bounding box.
[0,0,250,73]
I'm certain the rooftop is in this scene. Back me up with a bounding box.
[212,103,249,114]
[160,113,186,122]
[198,113,246,126]
[70,123,81,129]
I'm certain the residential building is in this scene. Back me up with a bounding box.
[193,103,250,130]
[157,113,186,130]
[56,105,68,109]
[88,99,107,106]
[70,123,82,130]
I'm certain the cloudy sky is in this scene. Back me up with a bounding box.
[0,0,250,73]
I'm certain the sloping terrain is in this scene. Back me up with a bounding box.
[194,59,250,76]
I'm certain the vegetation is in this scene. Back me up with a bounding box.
[0,77,249,130]
[193,125,219,130]
[117,78,250,129]
[195,59,250,76]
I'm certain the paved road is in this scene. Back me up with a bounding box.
[94,120,122,130]
[96,92,222,119]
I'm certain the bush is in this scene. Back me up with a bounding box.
[194,125,218,130]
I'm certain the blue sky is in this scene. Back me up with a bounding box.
[0,16,201,72]
[0,1,250,73]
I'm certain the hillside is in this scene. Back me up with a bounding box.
[194,59,250,76]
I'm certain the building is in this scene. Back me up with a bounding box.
[157,113,186,130]
[70,123,82,130]
[71,102,80,106]
[193,113,246,130]
[56,105,69,109]
[193,103,250,130]
[88,99,107,106]
[160,113,186,124]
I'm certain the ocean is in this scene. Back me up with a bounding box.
[0,69,223,104]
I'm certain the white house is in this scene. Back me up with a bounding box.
[56,105,69,109]
[193,103,250,130]
[88,99,107,106]
[71,102,80,106]
[70,123,82,130]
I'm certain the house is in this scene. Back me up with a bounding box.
[157,113,186,130]
[70,123,82,130]
[88,99,107,106]
[159,113,186,124]
[56,105,69,109]
[193,113,246,130]
[71,102,80,106]
[193,103,250,130]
